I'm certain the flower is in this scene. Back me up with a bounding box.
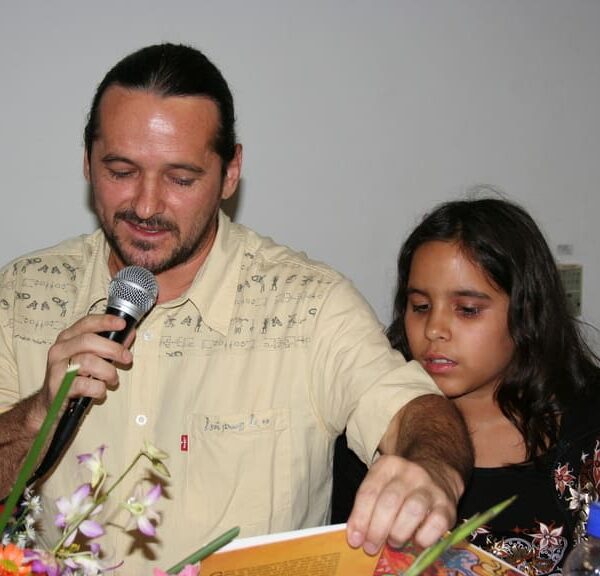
[142,442,170,478]
[54,484,104,547]
[123,484,161,537]
[554,462,575,495]
[0,543,31,575]
[0,367,236,574]
[25,549,62,576]
[530,521,564,552]
[61,542,122,576]
[1,443,171,574]
[76,446,106,489]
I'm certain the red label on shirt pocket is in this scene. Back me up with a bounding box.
[180,434,189,452]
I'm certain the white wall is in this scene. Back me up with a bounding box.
[1,1,599,344]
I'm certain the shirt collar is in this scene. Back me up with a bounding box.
[76,229,113,317]
[88,211,242,336]
[182,210,243,336]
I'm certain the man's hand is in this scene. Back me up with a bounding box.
[346,394,473,555]
[0,313,135,496]
[346,454,463,555]
[32,314,134,429]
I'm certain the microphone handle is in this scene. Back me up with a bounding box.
[27,308,138,486]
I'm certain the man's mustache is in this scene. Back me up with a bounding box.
[115,210,178,232]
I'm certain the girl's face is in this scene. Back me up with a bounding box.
[404,240,514,401]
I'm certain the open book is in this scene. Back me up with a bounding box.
[200,523,526,575]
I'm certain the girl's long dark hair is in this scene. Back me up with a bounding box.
[387,196,600,460]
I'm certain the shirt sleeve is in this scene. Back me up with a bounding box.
[308,278,441,465]
[0,262,20,411]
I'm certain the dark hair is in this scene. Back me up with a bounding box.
[84,43,236,172]
[387,196,600,460]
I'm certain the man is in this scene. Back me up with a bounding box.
[0,44,472,571]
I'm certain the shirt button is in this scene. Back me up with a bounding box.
[135,414,148,426]
[143,331,152,341]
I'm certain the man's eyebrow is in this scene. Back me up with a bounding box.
[100,155,206,174]
[101,154,135,165]
[406,287,427,296]
[166,162,206,174]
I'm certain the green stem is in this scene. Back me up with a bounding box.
[0,366,79,534]
[403,496,517,576]
[166,526,241,574]
[104,452,143,499]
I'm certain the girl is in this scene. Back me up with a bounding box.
[386,197,600,575]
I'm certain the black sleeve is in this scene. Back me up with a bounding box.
[331,432,368,523]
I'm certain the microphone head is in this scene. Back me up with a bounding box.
[107,266,158,321]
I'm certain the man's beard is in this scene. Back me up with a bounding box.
[102,209,216,275]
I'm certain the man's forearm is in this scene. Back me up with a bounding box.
[380,394,473,497]
[0,393,45,497]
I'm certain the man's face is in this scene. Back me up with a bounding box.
[85,86,241,275]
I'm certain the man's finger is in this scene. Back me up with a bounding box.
[386,488,431,548]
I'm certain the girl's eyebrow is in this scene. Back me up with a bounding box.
[453,289,492,300]
[406,287,492,300]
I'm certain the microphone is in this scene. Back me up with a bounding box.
[28,266,158,485]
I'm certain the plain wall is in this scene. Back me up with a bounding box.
[1,0,599,345]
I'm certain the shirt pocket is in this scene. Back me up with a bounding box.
[184,407,292,532]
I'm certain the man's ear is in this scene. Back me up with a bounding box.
[83,149,91,182]
[221,144,243,200]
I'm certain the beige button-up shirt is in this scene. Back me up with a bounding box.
[0,211,439,572]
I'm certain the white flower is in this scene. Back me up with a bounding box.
[124,484,162,537]
[28,494,42,515]
[77,445,107,488]
[142,441,171,477]
[143,441,168,461]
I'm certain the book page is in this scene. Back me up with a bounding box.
[200,524,526,576]
[201,525,377,575]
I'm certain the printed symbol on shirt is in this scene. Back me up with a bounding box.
[26,300,51,311]
[15,258,41,274]
[52,297,68,317]
[251,275,266,292]
[37,264,62,275]
[180,434,189,452]
[62,262,78,281]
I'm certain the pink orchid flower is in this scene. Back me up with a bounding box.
[77,445,107,488]
[54,483,104,546]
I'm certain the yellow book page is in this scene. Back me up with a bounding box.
[200,526,378,575]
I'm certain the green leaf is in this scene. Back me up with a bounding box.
[166,526,240,574]
[403,496,516,576]
[0,365,79,533]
